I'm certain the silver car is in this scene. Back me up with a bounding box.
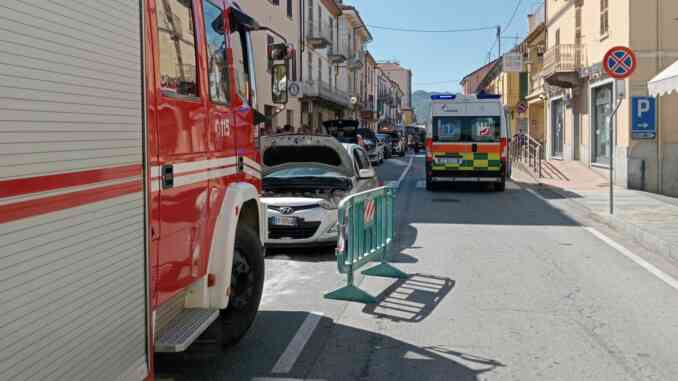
[261,135,379,248]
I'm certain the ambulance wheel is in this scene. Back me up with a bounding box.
[495,179,506,192]
[219,224,264,346]
[426,177,434,191]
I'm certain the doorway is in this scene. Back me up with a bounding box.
[551,98,564,159]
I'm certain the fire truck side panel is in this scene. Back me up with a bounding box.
[0,0,149,380]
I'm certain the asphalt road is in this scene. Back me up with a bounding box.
[157,155,678,381]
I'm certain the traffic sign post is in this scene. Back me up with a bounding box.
[603,47,637,215]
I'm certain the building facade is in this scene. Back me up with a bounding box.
[542,0,678,195]
[361,51,378,130]
[241,0,301,133]
[525,3,547,145]
[378,61,413,127]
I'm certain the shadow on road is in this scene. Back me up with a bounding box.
[362,273,455,323]
[155,310,505,381]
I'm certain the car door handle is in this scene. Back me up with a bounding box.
[162,164,174,189]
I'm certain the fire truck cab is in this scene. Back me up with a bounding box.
[425,93,509,191]
[0,1,291,379]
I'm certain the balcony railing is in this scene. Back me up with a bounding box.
[542,44,586,87]
[328,39,348,63]
[305,19,332,49]
[543,44,586,77]
[302,79,351,107]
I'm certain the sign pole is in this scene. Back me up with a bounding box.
[609,98,623,215]
[602,46,637,215]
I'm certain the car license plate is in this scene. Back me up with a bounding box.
[271,216,298,226]
[438,157,461,165]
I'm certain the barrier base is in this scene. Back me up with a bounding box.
[362,263,408,279]
[324,285,377,304]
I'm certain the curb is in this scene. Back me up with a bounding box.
[537,183,678,265]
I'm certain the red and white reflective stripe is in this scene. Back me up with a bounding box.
[0,165,143,224]
[149,156,261,191]
[364,199,375,225]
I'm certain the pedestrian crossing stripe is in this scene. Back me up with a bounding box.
[432,152,502,171]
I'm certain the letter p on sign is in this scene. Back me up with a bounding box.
[638,98,651,118]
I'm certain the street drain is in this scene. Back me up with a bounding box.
[433,199,460,203]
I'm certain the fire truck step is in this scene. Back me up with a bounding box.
[155,308,220,353]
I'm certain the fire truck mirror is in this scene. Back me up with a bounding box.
[271,63,288,104]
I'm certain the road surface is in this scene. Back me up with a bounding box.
[157,155,678,381]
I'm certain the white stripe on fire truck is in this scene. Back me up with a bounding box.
[243,166,261,179]
[243,156,261,172]
[0,175,143,207]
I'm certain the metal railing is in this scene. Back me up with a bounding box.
[325,185,406,304]
[305,19,332,46]
[542,44,586,78]
[510,134,543,178]
[303,79,351,107]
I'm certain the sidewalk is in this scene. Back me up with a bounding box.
[513,160,678,264]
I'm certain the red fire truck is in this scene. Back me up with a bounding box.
[0,1,291,379]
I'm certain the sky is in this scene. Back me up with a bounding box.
[344,0,538,93]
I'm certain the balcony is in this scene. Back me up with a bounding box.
[305,19,332,49]
[328,43,348,64]
[301,80,351,108]
[542,44,586,88]
[527,72,544,99]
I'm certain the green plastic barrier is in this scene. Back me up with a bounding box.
[324,185,407,304]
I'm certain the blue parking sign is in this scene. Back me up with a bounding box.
[631,97,656,139]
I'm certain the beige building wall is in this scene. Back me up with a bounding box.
[378,62,413,110]
[544,0,678,195]
[241,0,301,130]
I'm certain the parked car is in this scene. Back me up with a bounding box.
[388,131,406,156]
[260,134,379,248]
[376,134,393,159]
[323,120,384,165]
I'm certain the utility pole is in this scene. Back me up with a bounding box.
[497,25,502,58]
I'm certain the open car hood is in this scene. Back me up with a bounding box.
[260,134,355,178]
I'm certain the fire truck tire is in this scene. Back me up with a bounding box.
[219,224,264,346]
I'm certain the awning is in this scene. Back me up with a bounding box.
[648,59,678,96]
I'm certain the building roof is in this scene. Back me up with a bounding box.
[321,0,342,17]
[340,5,373,43]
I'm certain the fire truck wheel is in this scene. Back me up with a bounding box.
[220,224,264,346]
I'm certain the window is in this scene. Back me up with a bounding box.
[433,117,501,142]
[286,109,294,126]
[287,0,293,18]
[328,65,332,89]
[267,35,274,72]
[269,0,280,5]
[203,0,228,104]
[230,24,249,103]
[156,0,198,98]
[600,0,609,36]
[307,51,313,81]
[317,57,322,83]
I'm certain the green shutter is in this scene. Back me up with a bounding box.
[520,72,529,100]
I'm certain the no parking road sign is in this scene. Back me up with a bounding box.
[604,46,637,80]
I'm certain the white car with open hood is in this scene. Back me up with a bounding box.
[261,134,379,247]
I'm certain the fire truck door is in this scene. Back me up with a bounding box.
[155,0,210,304]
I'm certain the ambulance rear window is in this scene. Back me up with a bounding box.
[433,116,501,142]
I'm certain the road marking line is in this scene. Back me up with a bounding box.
[271,312,324,374]
[585,227,678,292]
[395,156,415,188]
[526,186,678,292]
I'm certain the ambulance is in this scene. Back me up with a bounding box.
[0,1,292,379]
[425,93,510,191]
